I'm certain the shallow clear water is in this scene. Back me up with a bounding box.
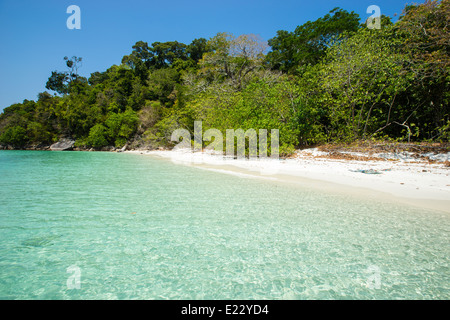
[0,150,448,300]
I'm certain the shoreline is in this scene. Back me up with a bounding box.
[2,147,448,213]
[126,149,450,214]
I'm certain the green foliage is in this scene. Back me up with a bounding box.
[86,124,109,149]
[147,68,180,105]
[181,76,300,154]
[0,125,28,147]
[0,2,448,153]
[316,27,411,140]
[198,33,269,90]
[46,56,83,95]
[143,111,187,148]
[105,110,139,147]
[393,0,450,140]
[27,122,53,144]
[266,8,360,73]
[186,38,211,64]
[46,71,69,95]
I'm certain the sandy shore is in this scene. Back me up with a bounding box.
[126,149,450,213]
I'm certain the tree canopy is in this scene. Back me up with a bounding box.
[266,8,360,73]
[1,1,448,152]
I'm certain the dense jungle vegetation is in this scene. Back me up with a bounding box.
[0,1,448,155]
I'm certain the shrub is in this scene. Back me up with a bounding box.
[87,124,109,148]
[0,125,28,147]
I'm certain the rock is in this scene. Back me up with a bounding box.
[50,138,75,151]
[117,144,127,153]
[100,146,115,152]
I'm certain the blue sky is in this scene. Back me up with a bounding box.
[0,0,423,111]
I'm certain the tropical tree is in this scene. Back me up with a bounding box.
[308,27,411,140]
[394,0,449,140]
[45,56,83,95]
[198,32,269,90]
[266,8,360,73]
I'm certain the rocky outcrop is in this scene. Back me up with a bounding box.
[116,144,128,153]
[100,146,116,152]
[50,138,75,151]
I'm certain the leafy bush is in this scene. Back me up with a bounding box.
[105,110,139,147]
[0,126,28,147]
[86,124,109,148]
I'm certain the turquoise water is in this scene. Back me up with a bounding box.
[0,150,448,300]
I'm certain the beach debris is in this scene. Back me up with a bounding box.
[350,169,382,174]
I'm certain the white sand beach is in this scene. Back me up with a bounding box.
[126,148,450,213]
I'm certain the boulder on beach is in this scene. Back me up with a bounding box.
[116,144,127,153]
[50,138,75,151]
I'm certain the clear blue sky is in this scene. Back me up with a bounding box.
[0,0,423,112]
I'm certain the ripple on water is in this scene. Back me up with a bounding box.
[0,151,448,300]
